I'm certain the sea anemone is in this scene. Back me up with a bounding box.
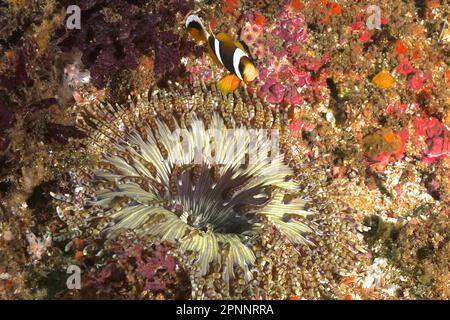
[75,80,313,282]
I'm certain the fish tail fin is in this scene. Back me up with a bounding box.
[186,15,209,43]
[217,74,241,95]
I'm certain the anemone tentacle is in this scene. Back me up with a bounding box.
[77,80,313,281]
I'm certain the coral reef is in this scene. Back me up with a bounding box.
[363,210,449,299]
[362,128,408,166]
[57,0,202,88]
[414,117,450,164]
[0,0,448,300]
[78,239,185,299]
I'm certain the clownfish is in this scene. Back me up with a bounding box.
[186,15,258,94]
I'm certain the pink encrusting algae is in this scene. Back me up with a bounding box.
[414,117,450,164]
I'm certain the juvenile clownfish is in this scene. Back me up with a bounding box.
[186,15,258,94]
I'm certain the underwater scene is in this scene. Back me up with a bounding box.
[0,0,449,300]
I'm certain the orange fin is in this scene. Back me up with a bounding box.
[217,74,241,94]
[216,32,235,44]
